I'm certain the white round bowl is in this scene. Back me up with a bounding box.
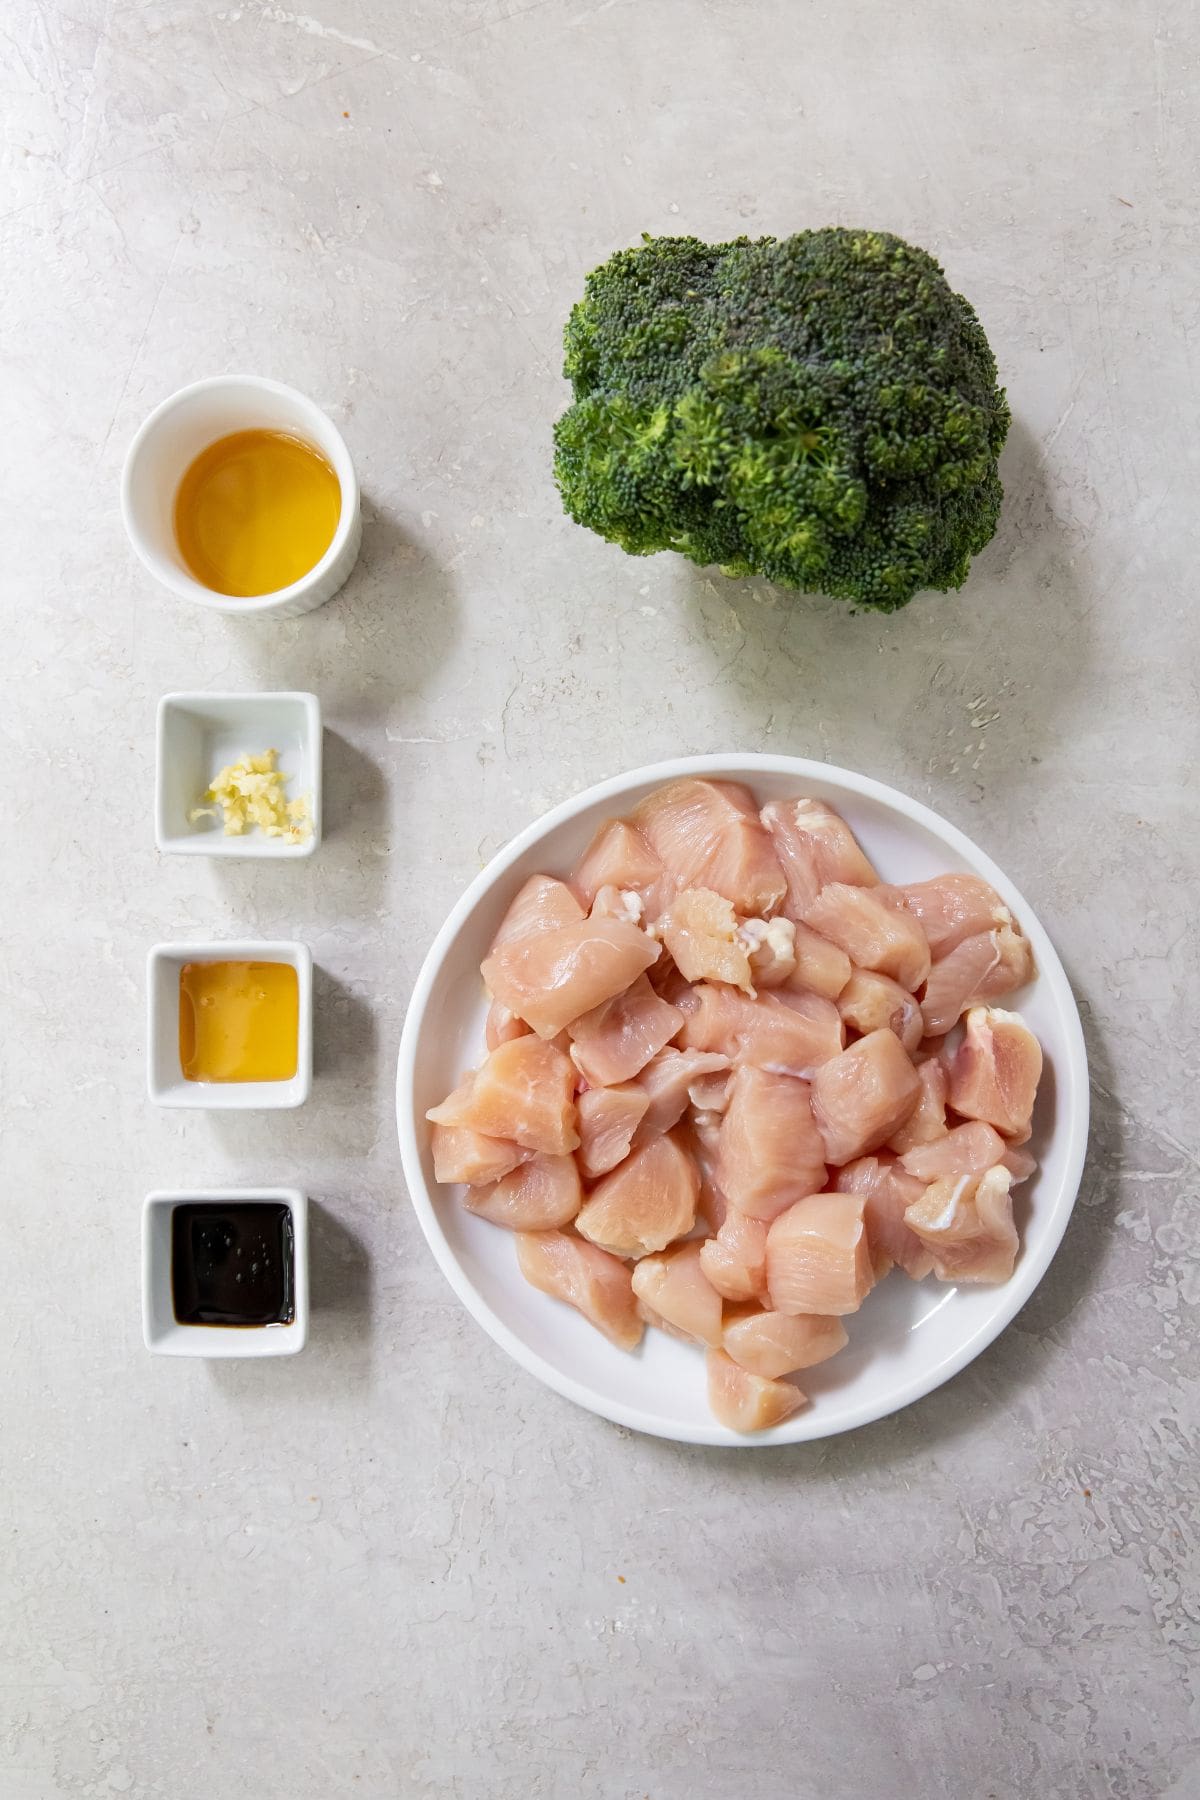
[397,755,1089,1447]
[121,375,361,618]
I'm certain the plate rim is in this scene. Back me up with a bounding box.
[396,753,1090,1447]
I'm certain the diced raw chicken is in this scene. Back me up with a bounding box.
[699,1208,769,1302]
[1002,1144,1038,1184]
[886,1055,948,1154]
[570,818,667,915]
[810,1029,922,1165]
[722,1307,848,1379]
[738,916,797,989]
[633,1047,730,1143]
[567,972,683,1086]
[676,983,844,1076]
[426,1036,579,1154]
[948,1006,1043,1142]
[516,1230,643,1350]
[837,968,923,1053]
[687,1112,729,1232]
[785,921,853,1001]
[903,1166,1018,1284]
[588,883,645,925]
[466,1154,582,1230]
[633,778,787,916]
[717,1066,827,1221]
[484,997,531,1051]
[576,1083,649,1179]
[631,1242,724,1347]
[921,924,1034,1037]
[834,1156,933,1280]
[481,915,659,1040]
[899,1119,1008,1185]
[660,887,754,993]
[766,1191,875,1317]
[897,873,1011,957]
[487,874,584,955]
[688,1068,731,1113]
[805,883,932,991]
[575,1131,699,1259]
[761,796,879,919]
[645,953,692,1006]
[430,1122,529,1187]
[706,1348,807,1433]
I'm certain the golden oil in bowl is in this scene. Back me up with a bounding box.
[173,428,341,598]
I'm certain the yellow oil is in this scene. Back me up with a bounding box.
[179,961,299,1083]
[173,429,341,597]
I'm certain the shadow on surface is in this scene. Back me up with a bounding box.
[322,727,386,844]
[308,1198,372,1325]
[669,416,1092,799]
[313,964,377,1080]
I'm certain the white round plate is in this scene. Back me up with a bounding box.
[397,755,1089,1447]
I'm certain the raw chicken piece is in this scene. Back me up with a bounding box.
[837,968,923,1053]
[588,884,645,924]
[688,1069,731,1113]
[810,1029,922,1165]
[785,922,853,1001]
[576,1083,649,1179]
[886,1055,948,1154]
[805,883,932,992]
[897,874,1011,957]
[716,1066,827,1221]
[575,1131,699,1259]
[676,983,844,1076]
[633,1047,730,1143]
[687,1112,729,1231]
[431,1122,528,1187]
[766,1192,875,1317]
[834,1156,933,1280]
[707,1349,807,1433]
[633,778,787,916]
[903,1166,1018,1283]
[722,1307,848,1379]
[485,998,531,1052]
[921,925,1034,1037]
[427,1036,579,1155]
[570,818,667,914]
[900,1119,1007,1185]
[466,1154,582,1231]
[660,888,754,993]
[762,796,879,919]
[516,1231,643,1350]
[567,973,683,1087]
[631,1242,724,1347]
[646,953,692,1006]
[738,916,797,989]
[1002,1144,1038,1184]
[481,915,659,1040]
[948,1006,1043,1142]
[487,874,584,954]
[699,1208,769,1302]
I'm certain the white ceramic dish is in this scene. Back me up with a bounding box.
[121,374,361,618]
[156,690,322,858]
[147,940,313,1110]
[142,1188,308,1357]
[397,754,1089,1447]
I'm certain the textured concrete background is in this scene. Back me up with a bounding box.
[3,2,1198,1795]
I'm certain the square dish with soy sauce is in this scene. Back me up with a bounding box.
[142,1189,308,1357]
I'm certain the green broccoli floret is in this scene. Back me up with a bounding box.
[553,229,1010,612]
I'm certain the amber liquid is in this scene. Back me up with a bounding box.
[173,428,341,597]
[179,960,299,1083]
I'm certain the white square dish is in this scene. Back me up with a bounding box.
[155,691,322,857]
[142,1188,308,1357]
[147,939,313,1109]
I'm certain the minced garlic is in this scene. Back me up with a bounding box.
[189,749,311,843]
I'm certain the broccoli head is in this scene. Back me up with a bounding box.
[553,229,1010,612]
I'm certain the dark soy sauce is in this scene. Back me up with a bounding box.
[171,1202,295,1327]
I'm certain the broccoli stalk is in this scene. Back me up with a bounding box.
[553,230,1010,612]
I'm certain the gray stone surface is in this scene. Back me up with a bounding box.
[3,2,1198,1795]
